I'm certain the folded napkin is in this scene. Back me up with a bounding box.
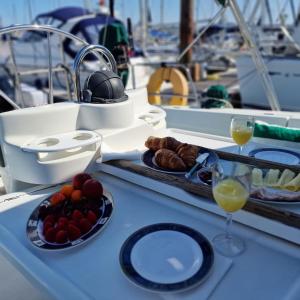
[160,254,232,300]
[97,143,143,163]
[254,121,300,142]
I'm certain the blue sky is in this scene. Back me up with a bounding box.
[0,0,294,27]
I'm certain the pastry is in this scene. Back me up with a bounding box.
[145,136,161,151]
[154,149,187,171]
[145,136,182,152]
[159,137,182,151]
[176,143,199,168]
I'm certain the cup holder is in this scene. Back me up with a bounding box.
[149,110,161,114]
[73,133,93,141]
[22,130,101,153]
[38,138,59,147]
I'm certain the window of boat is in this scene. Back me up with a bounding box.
[20,17,63,42]
[68,31,86,52]
[85,24,105,44]
[67,24,106,54]
[21,31,46,42]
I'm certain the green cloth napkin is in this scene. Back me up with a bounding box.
[254,122,300,142]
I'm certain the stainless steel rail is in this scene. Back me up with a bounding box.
[0,24,90,107]
[73,44,117,102]
[0,24,89,46]
[7,34,24,108]
[47,32,53,104]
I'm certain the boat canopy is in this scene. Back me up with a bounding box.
[64,14,122,59]
[36,6,91,24]
[69,14,120,43]
[20,7,92,42]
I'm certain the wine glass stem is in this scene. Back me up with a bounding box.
[225,213,233,239]
[238,145,243,155]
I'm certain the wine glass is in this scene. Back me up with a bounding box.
[230,116,254,154]
[212,162,252,257]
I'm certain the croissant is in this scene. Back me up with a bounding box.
[159,137,182,151]
[145,136,182,152]
[176,143,199,168]
[145,136,161,151]
[155,149,187,171]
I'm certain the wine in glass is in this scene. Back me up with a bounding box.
[230,116,254,154]
[212,162,251,257]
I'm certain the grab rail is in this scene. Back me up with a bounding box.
[0,24,90,107]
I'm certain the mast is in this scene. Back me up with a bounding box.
[259,0,266,26]
[109,0,115,17]
[179,0,194,64]
[140,0,148,54]
[12,3,17,24]
[242,0,250,16]
[160,0,164,26]
[290,0,297,25]
[248,0,261,24]
[195,0,198,26]
[28,0,33,23]
[265,0,273,26]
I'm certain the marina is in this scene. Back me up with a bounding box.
[0,1,300,300]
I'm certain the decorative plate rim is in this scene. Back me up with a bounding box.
[142,150,187,175]
[119,223,214,293]
[248,148,300,164]
[26,190,113,251]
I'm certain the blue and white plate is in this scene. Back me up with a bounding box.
[27,191,113,250]
[142,150,187,175]
[142,149,218,176]
[249,148,300,165]
[119,223,214,293]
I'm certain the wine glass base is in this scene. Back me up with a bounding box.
[212,233,245,257]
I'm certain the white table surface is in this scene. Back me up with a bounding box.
[0,173,300,300]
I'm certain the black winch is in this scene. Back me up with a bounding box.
[82,70,128,104]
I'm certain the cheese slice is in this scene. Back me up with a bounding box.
[283,173,300,192]
[252,168,263,186]
[277,169,295,187]
[264,169,280,187]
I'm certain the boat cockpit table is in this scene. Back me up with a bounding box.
[0,169,300,300]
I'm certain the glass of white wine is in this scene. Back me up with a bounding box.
[212,162,252,257]
[230,116,254,154]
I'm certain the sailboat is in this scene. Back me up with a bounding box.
[0,1,300,299]
[236,0,300,110]
[1,5,154,107]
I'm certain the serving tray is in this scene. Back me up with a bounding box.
[107,145,300,231]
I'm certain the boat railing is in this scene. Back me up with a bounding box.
[0,24,117,108]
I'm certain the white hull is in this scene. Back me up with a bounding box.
[236,54,300,111]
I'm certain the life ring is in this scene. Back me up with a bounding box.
[147,67,189,105]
